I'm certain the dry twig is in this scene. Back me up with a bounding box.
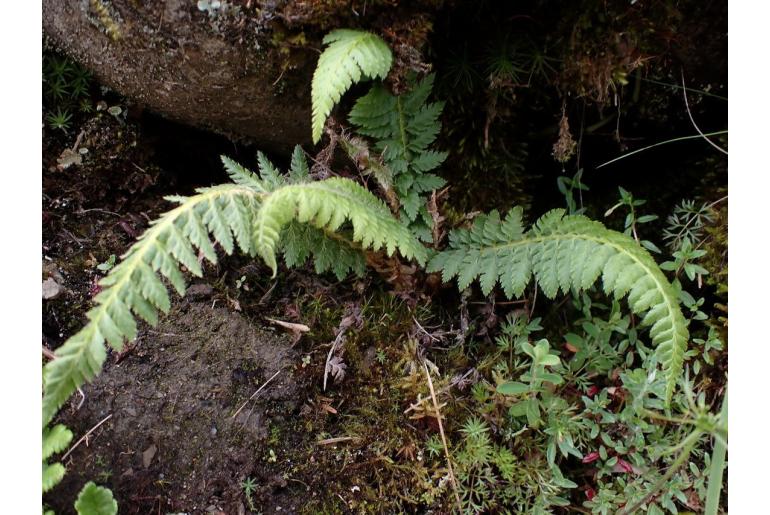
[61,413,113,462]
[423,363,463,513]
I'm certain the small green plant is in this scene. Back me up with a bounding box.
[46,108,73,132]
[663,199,716,251]
[241,476,258,512]
[43,423,118,515]
[604,186,661,254]
[96,254,117,272]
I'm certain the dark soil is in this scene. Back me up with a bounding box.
[46,302,305,514]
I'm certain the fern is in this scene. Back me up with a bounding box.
[427,207,688,404]
[74,482,118,515]
[42,148,425,426]
[349,74,448,240]
[43,424,73,493]
[311,29,393,143]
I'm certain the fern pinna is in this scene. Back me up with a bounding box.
[42,147,425,425]
[311,29,393,143]
[427,207,688,404]
[349,74,448,241]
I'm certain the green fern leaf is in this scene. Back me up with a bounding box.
[42,184,262,425]
[311,29,393,143]
[43,424,73,461]
[75,482,118,515]
[255,178,426,276]
[42,153,424,426]
[42,423,74,493]
[43,462,66,494]
[281,223,367,280]
[428,207,688,404]
[349,74,447,238]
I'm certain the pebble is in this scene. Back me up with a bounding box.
[42,277,64,300]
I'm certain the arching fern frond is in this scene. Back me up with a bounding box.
[311,29,393,144]
[427,207,688,404]
[42,149,424,426]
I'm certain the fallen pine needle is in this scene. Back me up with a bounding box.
[231,369,282,419]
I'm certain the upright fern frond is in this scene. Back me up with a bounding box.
[312,29,393,143]
[349,74,447,240]
[42,148,424,426]
[428,207,688,404]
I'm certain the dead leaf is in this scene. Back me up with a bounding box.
[326,356,347,383]
[266,318,310,333]
[142,444,157,469]
[56,148,83,171]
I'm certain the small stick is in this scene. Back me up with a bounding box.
[61,414,113,461]
[423,363,463,513]
[413,317,439,342]
[231,369,282,419]
[317,436,359,445]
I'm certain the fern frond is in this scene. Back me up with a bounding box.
[255,178,427,275]
[311,29,393,143]
[428,207,688,404]
[282,223,367,280]
[349,74,447,238]
[42,184,263,425]
[42,152,424,426]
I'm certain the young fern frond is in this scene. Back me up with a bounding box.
[42,149,424,426]
[311,29,393,143]
[427,207,688,404]
[349,74,447,240]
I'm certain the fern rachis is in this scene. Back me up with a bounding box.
[428,207,688,403]
[42,148,425,426]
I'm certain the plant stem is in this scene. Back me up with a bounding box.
[705,390,728,515]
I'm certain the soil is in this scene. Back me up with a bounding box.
[46,302,305,514]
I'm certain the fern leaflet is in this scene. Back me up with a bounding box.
[42,148,424,426]
[43,423,73,493]
[427,207,688,404]
[311,29,393,143]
